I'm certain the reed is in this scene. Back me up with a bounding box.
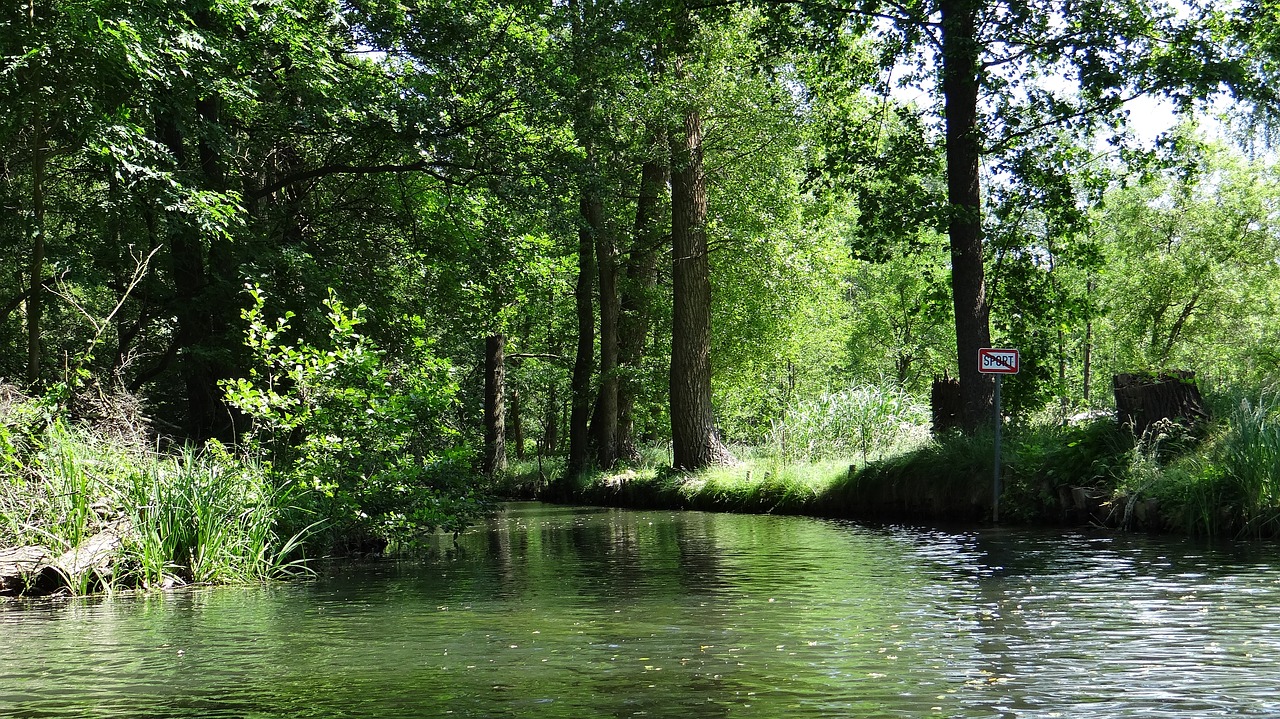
[122,445,316,589]
[770,385,930,463]
[1,406,315,594]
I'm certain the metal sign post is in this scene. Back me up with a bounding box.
[978,348,1019,524]
[993,374,1002,523]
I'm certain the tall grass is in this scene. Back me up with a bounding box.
[122,445,316,588]
[1215,394,1280,535]
[770,385,930,463]
[1,420,122,553]
[0,407,315,594]
[1158,392,1280,537]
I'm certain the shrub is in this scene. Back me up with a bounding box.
[223,286,485,548]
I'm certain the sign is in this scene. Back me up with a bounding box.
[978,347,1019,523]
[978,348,1020,374]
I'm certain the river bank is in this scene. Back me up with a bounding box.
[0,379,488,599]
[537,406,1280,539]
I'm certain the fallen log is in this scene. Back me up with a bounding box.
[47,518,134,591]
[0,545,51,595]
[0,519,135,596]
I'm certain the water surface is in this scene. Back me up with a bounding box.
[3,503,1280,717]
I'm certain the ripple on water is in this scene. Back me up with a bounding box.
[3,505,1280,718]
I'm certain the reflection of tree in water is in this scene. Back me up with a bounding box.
[10,508,1280,718]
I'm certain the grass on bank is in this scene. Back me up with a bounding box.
[1,395,315,594]
[1113,388,1280,537]
[540,384,1280,539]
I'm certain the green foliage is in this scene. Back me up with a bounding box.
[120,443,314,588]
[1092,134,1280,386]
[0,394,310,593]
[844,235,956,394]
[223,286,484,545]
[703,13,862,445]
[7,0,1280,546]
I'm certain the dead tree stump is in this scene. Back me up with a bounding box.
[1113,370,1207,435]
[931,376,962,433]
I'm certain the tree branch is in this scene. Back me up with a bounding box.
[1,273,62,322]
[983,87,1149,155]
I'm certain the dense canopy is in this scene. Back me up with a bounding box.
[4,0,1280,547]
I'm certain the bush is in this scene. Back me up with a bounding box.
[223,286,485,548]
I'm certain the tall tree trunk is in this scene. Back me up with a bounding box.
[156,115,220,440]
[1048,250,1068,422]
[618,142,667,463]
[25,122,45,387]
[569,186,600,477]
[195,94,239,439]
[542,381,559,457]
[511,387,525,461]
[592,211,620,469]
[669,108,732,470]
[941,0,994,432]
[1083,276,1095,404]
[484,334,507,477]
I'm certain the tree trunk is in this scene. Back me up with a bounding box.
[157,115,220,440]
[483,334,507,477]
[542,381,559,457]
[25,121,45,387]
[1083,277,1095,403]
[511,387,525,461]
[941,0,995,432]
[592,219,619,469]
[195,94,239,439]
[569,186,600,477]
[931,375,963,433]
[618,143,667,464]
[669,108,732,470]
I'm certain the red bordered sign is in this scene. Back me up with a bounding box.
[978,348,1020,374]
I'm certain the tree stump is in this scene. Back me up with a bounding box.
[931,376,962,433]
[1113,370,1206,435]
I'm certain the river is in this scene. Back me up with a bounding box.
[2,502,1279,717]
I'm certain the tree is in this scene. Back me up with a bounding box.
[667,0,736,469]
[617,132,669,462]
[483,334,507,477]
[777,0,1265,429]
[1093,132,1280,385]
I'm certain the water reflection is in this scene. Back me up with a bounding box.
[2,503,1280,717]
